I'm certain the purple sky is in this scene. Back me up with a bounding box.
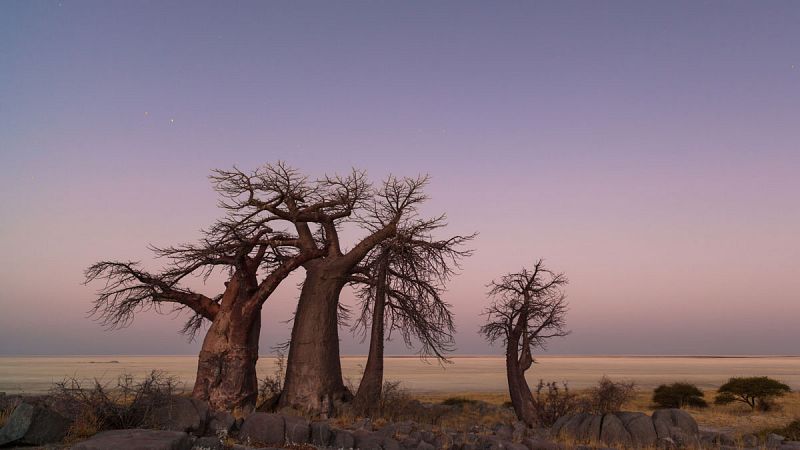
[1,1,799,356]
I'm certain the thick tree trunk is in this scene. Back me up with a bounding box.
[353,258,388,412]
[506,339,536,426]
[279,263,350,415]
[192,307,261,417]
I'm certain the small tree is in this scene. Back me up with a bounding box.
[714,377,791,411]
[480,260,569,427]
[652,382,708,409]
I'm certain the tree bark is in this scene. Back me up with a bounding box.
[279,261,350,415]
[353,256,388,411]
[506,337,536,426]
[192,306,261,416]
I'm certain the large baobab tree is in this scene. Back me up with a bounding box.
[348,218,474,412]
[480,260,569,427]
[85,163,362,415]
[279,176,430,414]
[211,168,431,414]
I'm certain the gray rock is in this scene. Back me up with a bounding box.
[416,441,435,450]
[238,413,285,446]
[781,441,800,450]
[207,410,235,436]
[383,436,401,450]
[767,433,786,448]
[311,420,332,446]
[550,415,570,436]
[153,397,209,435]
[558,412,589,440]
[353,429,384,449]
[401,436,420,448]
[395,420,415,435]
[332,428,355,448]
[651,408,699,446]
[522,437,562,450]
[283,414,310,444]
[0,402,71,446]
[378,422,399,438]
[73,429,192,450]
[742,433,759,447]
[614,412,657,447]
[599,414,631,447]
[192,436,223,450]
[651,408,698,438]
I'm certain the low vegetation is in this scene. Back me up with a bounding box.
[584,376,636,414]
[51,370,179,430]
[653,382,708,409]
[714,376,791,411]
[530,380,579,427]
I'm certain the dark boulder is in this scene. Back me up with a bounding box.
[152,397,209,435]
[0,402,71,446]
[283,414,310,444]
[72,429,191,450]
[238,412,284,446]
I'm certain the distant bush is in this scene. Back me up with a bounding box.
[441,397,479,407]
[531,380,580,427]
[584,376,636,414]
[51,370,179,430]
[714,376,791,411]
[652,382,708,409]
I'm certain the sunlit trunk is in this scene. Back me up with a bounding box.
[192,307,260,417]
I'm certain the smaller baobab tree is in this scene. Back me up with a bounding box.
[480,260,569,427]
[348,217,474,412]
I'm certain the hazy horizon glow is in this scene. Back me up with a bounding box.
[1,1,798,356]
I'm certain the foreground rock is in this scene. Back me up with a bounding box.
[553,408,697,448]
[72,429,192,450]
[153,397,210,435]
[0,402,71,446]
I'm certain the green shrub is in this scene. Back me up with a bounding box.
[714,376,791,411]
[652,382,708,409]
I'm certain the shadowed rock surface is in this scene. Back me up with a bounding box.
[72,429,191,450]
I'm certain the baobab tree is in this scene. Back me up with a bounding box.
[348,217,474,411]
[480,260,569,427]
[85,163,364,415]
[212,169,431,414]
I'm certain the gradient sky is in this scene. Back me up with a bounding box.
[1,1,799,356]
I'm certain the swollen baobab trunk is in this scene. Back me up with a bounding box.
[192,303,261,416]
[279,261,351,414]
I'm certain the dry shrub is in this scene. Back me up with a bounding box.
[584,376,636,414]
[0,398,20,428]
[257,351,286,411]
[531,380,580,427]
[51,370,179,430]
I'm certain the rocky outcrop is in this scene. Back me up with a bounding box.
[553,409,697,448]
[72,429,192,450]
[152,397,210,435]
[0,402,72,446]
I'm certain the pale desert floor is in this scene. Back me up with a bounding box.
[1,355,798,395]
